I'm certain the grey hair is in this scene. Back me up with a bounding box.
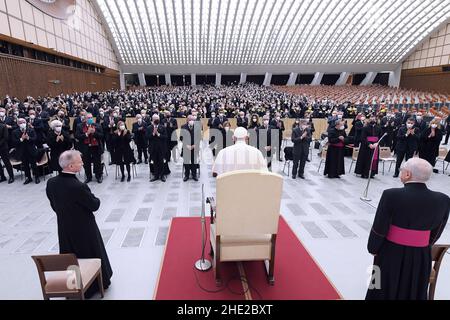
[401,157,432,182]
[59,150,81,170]
[50,119,62,129]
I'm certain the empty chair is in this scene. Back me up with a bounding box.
[31,253,104,300]
[208,170,283,285]
[282,146,293,175]
[348,147,359,173]
[36,152,51,180]
[8,148,23,180]
[428,244,450,300]
[435,147,449,173]
[317,146,328,172]
[379,147,396,174]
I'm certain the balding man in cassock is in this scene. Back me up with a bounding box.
[366,158,450,300]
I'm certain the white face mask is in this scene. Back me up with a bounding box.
[337,115,343,119]
[113,113,118,118]
[54,126,62,133]
[339,125,345,130]
[416,116,422,121]
[0,112,5,117]
[263,120,269,126]
[211,114,216,118]
[431,124,437,129]
[137,119,142,124]
[188,121,194,126]
[99,112,104,117]
[29,115,35,120]
[406,123,414,129]
[19,123,26,130]
[224,127,230,131]
[119,125,126,131]
[276,117,281,121]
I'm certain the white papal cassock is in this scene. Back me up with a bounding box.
[212,140,268,176]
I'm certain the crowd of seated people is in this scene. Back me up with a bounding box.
[0,83,449,185]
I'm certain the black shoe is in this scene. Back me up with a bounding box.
[370,174,376,179]
[137,160,142,164]
[433,169,439,173]
[361,175,368,179]
[306,159,311,162]
[292,175,296,179]
[127,175,131,182]
[0,177,6,183]
[24,177,32,185]
[183,176,189,182]
[161,176,166,182]
[144,159,148,164]
[8,177,14,184]
[97,176,103,183]
[298,174,305,179]
[192,176,198,181]
[150,177,159,182]
[393,174,399,178]
[84,177,92,184]
[108,161,112,166]
[35,177,40,184]
[442,143,447,145]
[121,176,125,182]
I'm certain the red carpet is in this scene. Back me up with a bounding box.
[154,216,342,300]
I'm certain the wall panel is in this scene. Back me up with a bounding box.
[0,53,119,99]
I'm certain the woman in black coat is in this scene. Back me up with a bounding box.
[46,120,72,172]
[112,121,135,182]
[419,119,443,173]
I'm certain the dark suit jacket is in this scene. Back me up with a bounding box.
[12,127,38,159]
[0,123,8,151]
[291,127,312,155]
[396,126,420,153]
[74,123,104,154]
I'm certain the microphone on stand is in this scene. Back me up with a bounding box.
[361,132,388,202]
[195,184,212,271]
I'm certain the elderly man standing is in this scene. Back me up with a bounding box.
[46,150,112,299]
[12,118,39,184]
[366,158,450,300]
[146,113,167,182]
[212,127,267,177]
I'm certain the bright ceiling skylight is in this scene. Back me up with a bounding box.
[95,0,450,65]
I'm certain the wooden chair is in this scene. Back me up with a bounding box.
[429,244,450,300]
[379,147,396,174]
[31,253,104,300]
[208,170,283,286]
[435,147,449,174]
[317,146,327,172]
[348,147,359,173]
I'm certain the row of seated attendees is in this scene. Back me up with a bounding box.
[0,84,449,185]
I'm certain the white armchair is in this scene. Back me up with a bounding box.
[208,170,283,286]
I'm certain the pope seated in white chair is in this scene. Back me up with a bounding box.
[209,127,282,285]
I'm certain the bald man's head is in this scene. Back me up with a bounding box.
[400,158,432,184]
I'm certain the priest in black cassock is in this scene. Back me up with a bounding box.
[355,115,382,179]
[366,158,450,300]
[324,119,347,178]
[46,150,112,298]
[419,119,443,173]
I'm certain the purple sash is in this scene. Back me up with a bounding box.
[367,136,379,170]
[386,225,430,247]
[329,141,344,148]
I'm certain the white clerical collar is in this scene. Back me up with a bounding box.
[61,171,77,175]
[235,140,246,145]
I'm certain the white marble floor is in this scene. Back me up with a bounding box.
[0,141,449,300]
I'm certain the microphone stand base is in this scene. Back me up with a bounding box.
[195,259,212,271]
[360,196,372,202]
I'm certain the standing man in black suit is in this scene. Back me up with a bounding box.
[132,114,148,164]
[0,122,14,183]
[12,118,39,184]
[46,150,112,299]
[75,113,104,183]
[366,158,449,300]
[393,118,420,178]
[27,109,45,148]
[291,119,311,179]
[162,110,178,164]
[258,115,274,170]
[146,114,167,182]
